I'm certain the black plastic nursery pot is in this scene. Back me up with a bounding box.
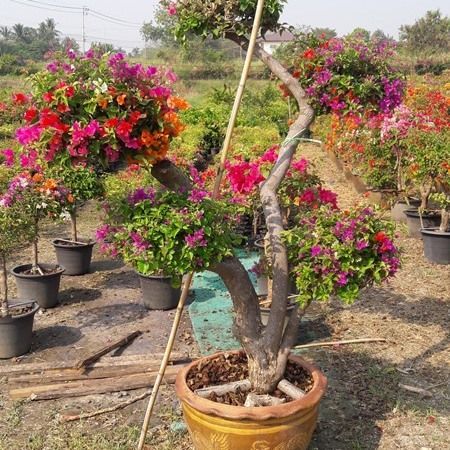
[0,302,39,359]
[11,264,65,309]
[404,209,441,238]
[391,198,421,223]
[52,239,95,276]
[421,228,450,265]
[138,273,181,310]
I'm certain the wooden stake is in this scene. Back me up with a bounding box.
[54,238,91,246]
[136,273,194,450]
[75,330,142,369]
[294,338,387,350]
[244,393,286,407]
[277,379,305,400]
[59,389,153,423]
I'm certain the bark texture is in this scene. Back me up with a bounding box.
[152,36,315,393]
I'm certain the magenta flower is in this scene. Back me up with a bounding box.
[188,188,208,203]
[167,2,177,15]
[185,229,207,248]
[311,245,322,257]
[16,125,42,146]
[1,148,15,167]
[291,158,308,173]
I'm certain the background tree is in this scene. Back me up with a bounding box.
[399,10,450,54]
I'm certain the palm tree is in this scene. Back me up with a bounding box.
[0,26,12,40]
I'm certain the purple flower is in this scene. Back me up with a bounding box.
[337,272,349,286]
[1,148,15,167]
[128,188,155,205]
[16,125,42,145]
[356,240,369,251]
[130,232,150,252]
[185,228,207,248]
[188,188,208,203]
[311,245,322,257]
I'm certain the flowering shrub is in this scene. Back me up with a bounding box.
[287,34,404,116]
[284,206,400,305]
[97,188,240,284]
[0,171,73,267]
[11,49,188,169]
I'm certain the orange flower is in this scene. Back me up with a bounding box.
[98,97,108,109]
[141,129,154,147]
[43,178,57,190]
[167,96,189,111]
[32,173,43,183]
[116,94,127,106]
[67,193,75,203]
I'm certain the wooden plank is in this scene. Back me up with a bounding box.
[75,331,142,369]
[8,359,190,386]
[0,352,187,376]
[9,366,180,401]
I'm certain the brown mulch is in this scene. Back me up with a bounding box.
[186,352,313,406]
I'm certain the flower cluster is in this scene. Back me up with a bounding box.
[286,34,404,116]
[0,171,73,220]
[7,49,188,170]
[96,188,240,284]
[284,206,400,305]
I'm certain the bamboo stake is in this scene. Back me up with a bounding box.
[212,0,266,198]
[136,272,193,450]
[294,338,387,350]
[137,2,266,448]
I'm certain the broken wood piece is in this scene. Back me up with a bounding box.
[75,330,142,369]
[0,352,188,377]
[399,383,433,397]
[59,389,152,422]
[10,366,181,401]
[244,393,286,407]
[7,359,190,385]
[277,379,305,400]
[294,338,387,350]
[194,379,251,399]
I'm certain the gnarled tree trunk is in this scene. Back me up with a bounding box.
[153,37,315,393]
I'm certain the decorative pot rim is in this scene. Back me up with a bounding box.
[420,227,450,237]
[11,263,65,279]
[404,208,441,218]
[52,238,95,248]
[136,272,172,281]
[0,301,39,323]
[175,349,327,421]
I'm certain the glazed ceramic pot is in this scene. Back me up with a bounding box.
[175,350,327,450]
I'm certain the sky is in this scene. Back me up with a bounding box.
[2,0,449,51]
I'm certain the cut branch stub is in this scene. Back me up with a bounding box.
[194,379,251,399]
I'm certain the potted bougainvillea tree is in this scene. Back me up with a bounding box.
[2,171,71,309]
[6,48,188,274]
[131,1,401,449]
[50,165,104,275]
[0,194,39,358]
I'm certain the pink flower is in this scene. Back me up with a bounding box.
[185,229,207,248]
[188,188,208,203]
[1,148,15,167]
[16,125,42,145]
[292,158,308,173]
[167,2,177,15]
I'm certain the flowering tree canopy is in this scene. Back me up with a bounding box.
[12,49,188,170]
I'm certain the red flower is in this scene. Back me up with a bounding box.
[116,120,132,137]
[375,231,387,243]
[12,92,28,105]
[57,103,70,113]
[43,91,54,103]
[129,110,142,125]
[24,107,38,122]
[65,86,75,98]
[104,117,119,128]
[303,48,316,60]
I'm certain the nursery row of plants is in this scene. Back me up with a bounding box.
[0,1,448,448]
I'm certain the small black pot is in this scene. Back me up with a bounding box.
[391,198,421,223]
[11,264,65,309]
[138,273,180,310]
[0,302,39,358]
[52,239,95,276]
[421,228,450,265]
[404,209,441,238]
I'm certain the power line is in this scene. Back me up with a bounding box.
[19,0,82,10]
[9,0,80,14]
[87,11,138,29]
[88,9,141,26]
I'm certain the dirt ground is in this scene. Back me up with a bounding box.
[0,144,449,449]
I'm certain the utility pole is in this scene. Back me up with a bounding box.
[82,6,87,52]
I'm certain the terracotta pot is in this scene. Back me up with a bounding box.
[175,350,327,450]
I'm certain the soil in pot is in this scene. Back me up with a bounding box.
[52,238,95,276]
[176,351,327,450]
[421,228,450,265]
[11,264,65,309]
[138,273,180,310]
[404,209,441,238]
[0,302,39,358]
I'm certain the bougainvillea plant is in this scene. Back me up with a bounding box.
[97,188,240,285]
[0,171,73,271]
[0,199,35,317]
[12,49,188,170]
[285,33,405,116]
[284,206,399,305]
